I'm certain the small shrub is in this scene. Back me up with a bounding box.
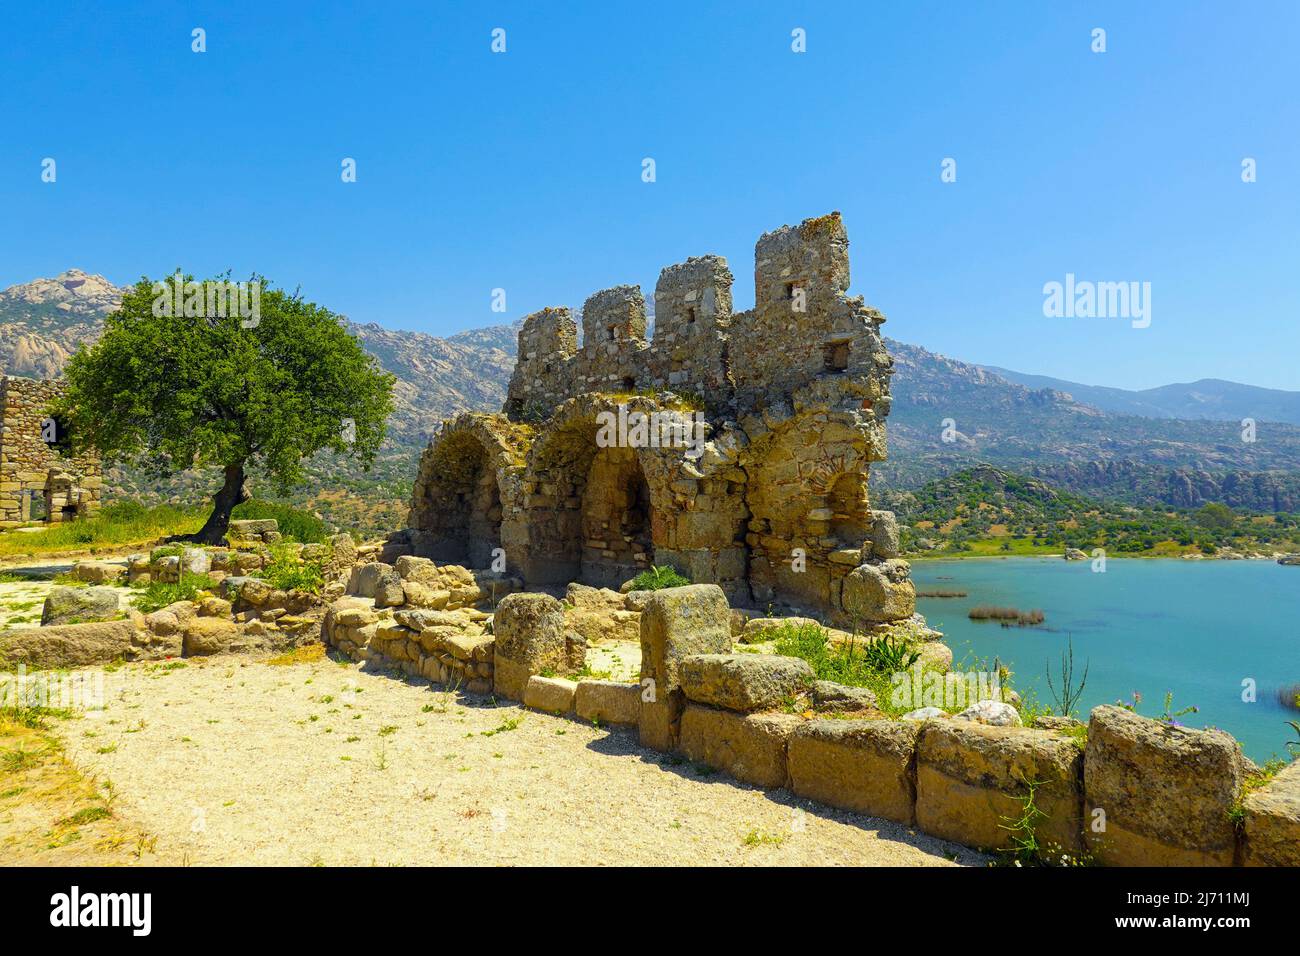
[132,572,211,613]
[630,565,690,591]
[860,633,921,672]
[261,544,324,593]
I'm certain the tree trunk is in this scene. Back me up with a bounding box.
[190,463,250,545]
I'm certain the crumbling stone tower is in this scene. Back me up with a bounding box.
[0,375,102,528]
[398,213,915,626]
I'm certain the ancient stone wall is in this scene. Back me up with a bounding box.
[405,213,911,625]
[0,375,102,528]
[502,213,891,420]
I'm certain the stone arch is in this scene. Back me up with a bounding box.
[408,414,522,569]
[519,398,672,587]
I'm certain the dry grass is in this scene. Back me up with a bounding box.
[0,712,167,865]
[265,644,328,666]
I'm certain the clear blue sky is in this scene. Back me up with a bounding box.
[2,1,1297,390]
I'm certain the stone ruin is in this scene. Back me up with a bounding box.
[390,213,916,628]
[0,375,102,529]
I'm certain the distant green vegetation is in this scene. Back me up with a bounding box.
[887,466,1300,558]
[0,503,203,559]
[0,498,336,560]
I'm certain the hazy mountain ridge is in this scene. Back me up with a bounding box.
[4,271,1300,517]
[986,366,1300,426]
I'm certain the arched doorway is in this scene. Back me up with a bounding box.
[412,429,502,568]
[580,445,655,587]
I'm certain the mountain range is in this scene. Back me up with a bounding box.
[4,270,1300,520]
[985,366,1300,426]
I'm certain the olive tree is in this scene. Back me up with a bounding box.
[55,274,395,543]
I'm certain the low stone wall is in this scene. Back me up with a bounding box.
[0,375,103,528]
[497,582,1297,867]
[0,522,343,667]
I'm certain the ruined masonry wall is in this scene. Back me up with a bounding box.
[410,213,911,624]
[505,213,893,419]
[0,375,103,528]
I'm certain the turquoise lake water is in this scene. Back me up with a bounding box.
[911,557,1300,763]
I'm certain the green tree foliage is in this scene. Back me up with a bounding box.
[1194,502,1236,532]
[54,275,395,543]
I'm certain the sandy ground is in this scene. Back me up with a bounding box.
[0,580,50,629]
[36,652,987,867]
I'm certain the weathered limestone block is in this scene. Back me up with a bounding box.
[1083,705,1244,866]
[524,675,577,714]
[639,584,732,751]
[639,584,732,696]
[810,680,878,712]
[198,597,232,618]
[868,510,900,560]
[574,680,641,725]
[953,699,1022,727]
[917,721,1083,855]
[182,616,244,656]
[41,585,120,626]
[401,581,451,609]
[229,518,277,536]
[788,719,920,824]
[180,547,211,575]
[70,560,126,585]
[677,705,800,789]
[1242,759,1300,866]
[0,619,138,667]
[492,592,567,700]
[841,560,915,623]
[564,582,640,643]
[739,616,820,644]
[347,562,405,608]
[678,653,813,712]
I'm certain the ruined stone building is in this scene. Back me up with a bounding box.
[396,213,915,625]
[0,375,102,528]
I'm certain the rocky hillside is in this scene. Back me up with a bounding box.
[0,270,124,378]
[5,270,1300,517]
[880,464,1300,556]
[878,338,1300,508]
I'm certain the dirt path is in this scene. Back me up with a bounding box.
[19,651,985,867]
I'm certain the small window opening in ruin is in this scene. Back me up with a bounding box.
[606,325,617,342]
[543,363,552,375]
[622,376,636,391]
[44,415,74,453]
[824,341,851,373]
[784,282,799,300]
[685,307,696,325]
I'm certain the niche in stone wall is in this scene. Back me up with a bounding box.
[827,471,869,547]
[580,445,655,588]
[823,339,851,373]
[416,431,502,567]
